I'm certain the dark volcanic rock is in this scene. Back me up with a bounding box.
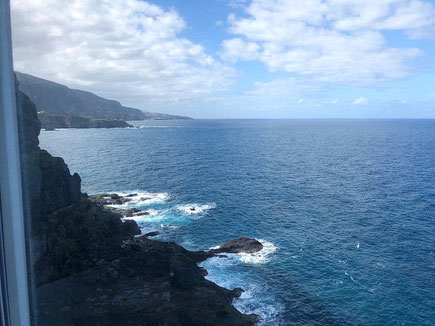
[16,77,257,325]
[144,231,160,237]
[89,193,132,206]
[112,208,141,217]
[39,149,81,216]
[33,199,127,285]
[134,211,150,216]
[211,237,263,254]
[37,237,256,325]
[247,314,260,325]
[16,78,81,236]
[121,220,141,237]
[231,287,245,300]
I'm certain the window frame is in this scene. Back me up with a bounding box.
[0,0,31,325]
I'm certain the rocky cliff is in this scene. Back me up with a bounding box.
[15,77,257,325]
[16,81,81,234]
[16,72,192,121]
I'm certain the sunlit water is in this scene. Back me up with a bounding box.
[40,119,435,325]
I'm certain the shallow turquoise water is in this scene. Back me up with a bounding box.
[40,119,435,325]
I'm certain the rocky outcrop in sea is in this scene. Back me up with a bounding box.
[15,76,259,325]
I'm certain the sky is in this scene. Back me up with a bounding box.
[10,0,435,118]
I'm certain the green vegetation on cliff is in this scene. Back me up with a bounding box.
[16,72,192,121]
[38,111,133,129]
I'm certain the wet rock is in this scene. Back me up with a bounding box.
[199,267,208,277]
[134,211,150,217]
[144,231,160,237]
[211,237,263,254]
[111,208,140,217]
[247,314,260,325]
[89,193,132,206]
[187,250,216,263]
[230,287,245,301]
[121,220,141,237]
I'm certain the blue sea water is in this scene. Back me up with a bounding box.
[39,119,435,325]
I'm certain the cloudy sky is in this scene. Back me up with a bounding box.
[11,0,435,118]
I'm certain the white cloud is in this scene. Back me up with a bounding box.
[11,0,233,108]
[329,0,435,38]
[244,78,324,99]
[220,38,260,62]
[353,97,369,105]
[222,0,433,85]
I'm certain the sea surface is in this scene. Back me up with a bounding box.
[39,119,435,325]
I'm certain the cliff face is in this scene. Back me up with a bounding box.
[15,76,256,325]
[16,72,145,120]
[16,72,193,121]
[16,81,81,233]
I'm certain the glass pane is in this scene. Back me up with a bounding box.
[8,0,435,325]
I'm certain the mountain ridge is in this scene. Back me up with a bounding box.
[16,72,192,121]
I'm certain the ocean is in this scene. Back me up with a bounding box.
[39,119,435,325]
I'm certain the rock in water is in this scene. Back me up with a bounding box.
[89,193,133,206]
[144,231,160,237]
[231,287,245,300]
[121,220,141,237]
[211,237,263,254]
[16,75,258,326]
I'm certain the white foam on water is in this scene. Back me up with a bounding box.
[107,191,169,208]
[210,244,221,250]
[159,223,179,229]
[175,203,216,215]
[209,239,277,265]
[198,266,282,325]
[123,209,160,222]
[199,240,282,325]
[232,284,283,326]
[200,240,280,324]
[239,240,277,264]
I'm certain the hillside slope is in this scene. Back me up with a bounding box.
[37,112,133,129]
[16,72,191,121]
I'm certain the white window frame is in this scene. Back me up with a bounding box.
[0,0,31,325]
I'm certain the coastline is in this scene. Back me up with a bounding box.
[35,198,260,325]
[16,83,261,325]
[88,192,280,324]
